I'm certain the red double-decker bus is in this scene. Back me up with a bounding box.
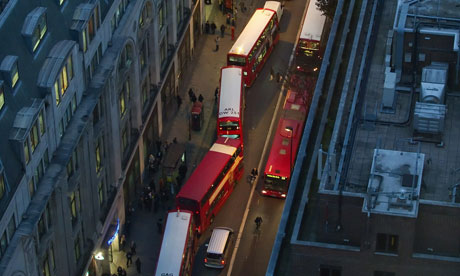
[295,0,326,72]
[227,1,283,87]
[262,76,314,198]
[154,210,196,276]
[217,66,245,140]
[176,137,243,233]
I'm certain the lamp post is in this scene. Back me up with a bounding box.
[285,126,293,175]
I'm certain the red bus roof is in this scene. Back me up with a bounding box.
[229,8,276,56]
[264,118,303,178]
[177,137,241,202]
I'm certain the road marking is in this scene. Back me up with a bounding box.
[227,66,293,276]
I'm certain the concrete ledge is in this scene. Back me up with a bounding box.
[292,240,361,252]
[413,253,460,263]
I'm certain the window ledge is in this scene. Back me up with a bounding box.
[374,252,398,257]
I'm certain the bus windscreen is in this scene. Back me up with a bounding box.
[264,175,287,192]
[219,121,239,131]
[228,56,246,67]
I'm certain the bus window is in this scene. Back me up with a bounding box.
[221,134,240,139]
[219,121,239,131]
[228,56,246,67]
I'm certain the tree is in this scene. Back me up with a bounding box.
[315,0,338,20]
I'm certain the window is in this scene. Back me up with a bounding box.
[54,55,73,104]
[98,180,104,205]
[119,79,129,117]
[160,39,166,66]
[38,111,45,135]
[374,272,395,276]
[95,138,102,173]
[121,127,128,153]
[29,179,35,198]
[140,41,148,70]
[93,98,102,124]
[46,202,52,228]
[141,80,148,106]
[70,191,77,222]
[159,4,165,30]
[24,140,30,164]
[82,29,88,52]
[32,13,47,52]
[30,124,39,152]
[0,82,4,111]
[0,173,4,199]
[74,235,81,262]
[7,215,15,239]
[11,61,19,88]
[319,265,341,276]
[38,213,46,241]
[43,252,50,276]
[67,149,78,179]
[59,0,65,6]
[376,233,399,254]
[49,244,55,269]
[71,94,77,113]
[0,231,7,258]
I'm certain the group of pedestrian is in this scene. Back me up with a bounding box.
[205,21,217,34]
[121,240,142,274]
[188,88,205,103]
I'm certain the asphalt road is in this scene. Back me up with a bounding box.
[192,1,309,275]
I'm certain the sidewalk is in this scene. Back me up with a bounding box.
[110,1,264,275]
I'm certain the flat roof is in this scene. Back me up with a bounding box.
[229,8,275,56]
[299,0,326,42]
[155,211,192,276]
[218,67,243,120]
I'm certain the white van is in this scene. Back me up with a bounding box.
[204,227,234,268]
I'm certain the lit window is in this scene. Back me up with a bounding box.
[70,191,77,221]
[49,244,55,269]
[28,179,35,198]
[95,141,101,173]
[43,253,50,276]
[376,233,399,254]
[54,81,60,105]
[32,13,47,52]
[30,124,39,152]
[98,180,104,205]
[11,61,19,88]
[38,111,45,135]
[0,173,5,199]
[0,83,4,111]
[24,141,30,164]
[74,235,80,261]
[59,0,65,6]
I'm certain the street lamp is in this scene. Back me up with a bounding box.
[285,126,293,175]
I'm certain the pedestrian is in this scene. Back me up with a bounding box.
[157,218,163,234]
[211,22,217,34]
[188,88,195,101]
[154,193,159,213]
[130,241,137,255]
[270,67,274,81]
[198,94,204,102]
[251,168,258,177]
[149,179,156,193]
[191,93,197,102]
[117,266,123,276]
[231,25,235,41]
[215,87,219,102]
[219,0,224,12]
[176,94,182,109]
[148,154,155,172]
[205,20,210,34]
[156,140,162,153]
[135,257,142,274]
[173,137,178,144]
[220,24,226,37]
[120,234,126,250]
[255,216,263,230]
[121,269,127,276]
[226,13,231,24]
[215,36,220,51]
[234,7,238,20]
[126,251,133,267]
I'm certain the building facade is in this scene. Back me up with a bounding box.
[0,0,203,275]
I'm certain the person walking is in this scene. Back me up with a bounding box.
[130,241,137,255]
[176,94,182,109]
[211,22,217,34]
[120,234,126,251]
[188,88,195,101]
[198,94,204,102]
[220,24,226,37]
[214,87,219,102]
[191,93,197,103]
[126,251,133,267]
[251,168,258,177]
[255,216,263,230]
[135,257,142,274]
[231,25,235,41]
[157,218,163,234]
[214,36,220,51]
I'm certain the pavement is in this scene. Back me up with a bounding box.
[107,1,263,275]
